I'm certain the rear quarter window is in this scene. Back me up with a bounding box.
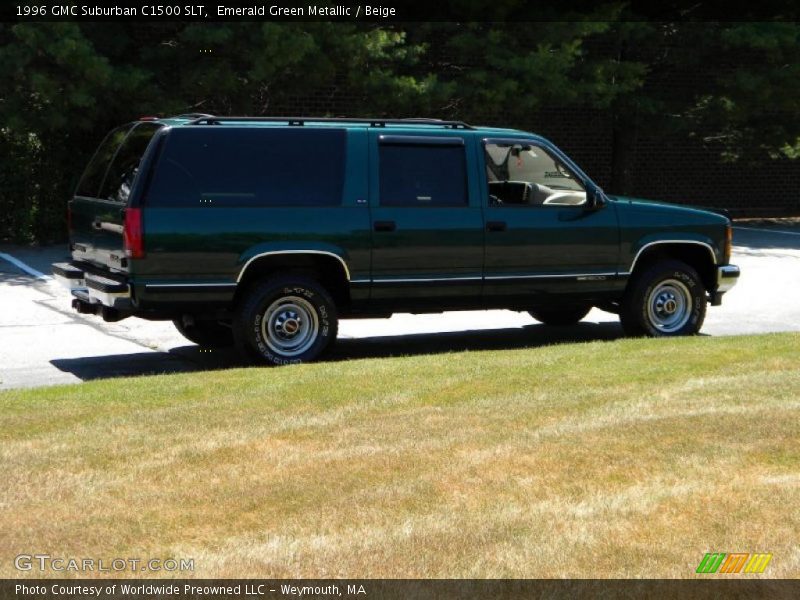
[145,128,346,207]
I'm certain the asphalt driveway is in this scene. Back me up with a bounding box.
[1,222,798,390]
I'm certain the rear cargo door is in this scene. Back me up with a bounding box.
[71,122,162,271]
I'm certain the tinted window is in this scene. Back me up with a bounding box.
[379,143,467,207]
[146,128,346,207]
[99,123,163,203]
[75,124,133,198]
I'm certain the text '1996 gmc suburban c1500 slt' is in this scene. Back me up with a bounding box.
[52,115,740,365]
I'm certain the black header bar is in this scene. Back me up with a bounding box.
[3,0,800,23]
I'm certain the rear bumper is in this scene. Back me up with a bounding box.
[52,261,131,309]
[52,262,85,290]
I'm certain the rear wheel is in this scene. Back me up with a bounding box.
[233,275,338,365]
[173,318,234,348]
[529,305,591,326]
[619,259,706,337]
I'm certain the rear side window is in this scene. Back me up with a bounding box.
[75,124,133,198]
[99,123,163,203]
[379,142,467,207]
[145,128,346,207]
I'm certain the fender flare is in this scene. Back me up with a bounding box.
[622,239,717,276]
[236,250,351,283]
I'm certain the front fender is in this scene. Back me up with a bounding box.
[622,235,719,275]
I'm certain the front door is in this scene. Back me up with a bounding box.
[368,132,484,305]
[481,139,620,301]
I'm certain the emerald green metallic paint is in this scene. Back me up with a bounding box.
[611,195,728,272]
[367,130,485,300]
[64,116,736,319]
[70,196,127,270]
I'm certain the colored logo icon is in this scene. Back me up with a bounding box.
[696,553,772,574]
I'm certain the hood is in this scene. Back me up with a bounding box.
[608,195,731,219]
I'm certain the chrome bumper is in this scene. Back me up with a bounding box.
[52,262,85,292]
[716,265,740,293]
[52,262,131,309]
[83,279,131,308]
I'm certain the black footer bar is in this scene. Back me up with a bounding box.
[3,579,800,600]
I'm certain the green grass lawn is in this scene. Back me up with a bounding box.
[2,333,799,578]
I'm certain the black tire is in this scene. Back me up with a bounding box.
[233,275,338,365]
[529,305,591,326]
[173,318,234,348]
[619,259,706,337]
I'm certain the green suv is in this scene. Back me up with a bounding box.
[52,115,740,365]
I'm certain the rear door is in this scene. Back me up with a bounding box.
[367,131,484,303]
[71,122,163,271]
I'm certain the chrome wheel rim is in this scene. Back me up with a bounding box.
[261,296,319,357]
[646,279,692,333]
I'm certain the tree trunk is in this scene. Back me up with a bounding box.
[609,30,639,197]
[610,111,638,196]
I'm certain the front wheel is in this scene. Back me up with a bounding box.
[233,275,338,365]
[619,259,706,337]
[529,305,591,326]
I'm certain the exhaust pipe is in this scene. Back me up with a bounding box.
[71,298,97,315]
[71,298,128,321]
[100,306,124,322]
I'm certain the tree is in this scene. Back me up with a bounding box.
[586,20,800,193]
[0,23,125,241]
[401,18,800,195]
[692,22,800,162]
[4,18,800,242]
[0,22,437,241]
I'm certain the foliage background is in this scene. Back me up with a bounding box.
[2,18,800,243]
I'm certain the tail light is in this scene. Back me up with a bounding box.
[724,223,732,264]
[123,207,145,259]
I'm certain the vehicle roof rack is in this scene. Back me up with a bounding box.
[187,116,474,130]
[173,113,216,119]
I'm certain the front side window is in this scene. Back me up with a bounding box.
[379,143,467,207]
[485,142,586,207]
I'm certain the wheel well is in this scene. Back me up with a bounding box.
[235,253,350,309]
[630,243,716,291]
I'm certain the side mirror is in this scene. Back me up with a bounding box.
[586,186,606,210]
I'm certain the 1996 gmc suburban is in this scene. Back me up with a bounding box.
[52,115,740,365]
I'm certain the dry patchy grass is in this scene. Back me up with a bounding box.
[1,333,799,578]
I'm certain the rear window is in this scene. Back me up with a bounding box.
[75,124,133,198]
[145,128,346,207]
[99,123,163,203]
